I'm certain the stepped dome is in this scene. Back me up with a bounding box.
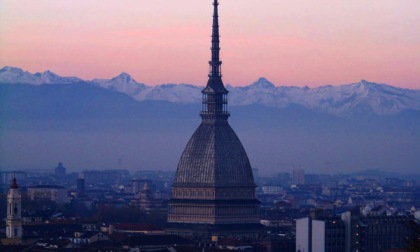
[174,120,255,188]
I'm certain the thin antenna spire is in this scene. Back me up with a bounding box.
[209,0,221,77]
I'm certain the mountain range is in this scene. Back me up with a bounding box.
[0,66,419,175]
[1,66,419,116]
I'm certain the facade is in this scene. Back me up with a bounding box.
[6,177,23,240]
[296,217,311,252]
[27,185,68,204]
[312,219,346,252]
[296,208,418,252]
[166,0,260,239]
[296,216,349,252]
[262,185,283,195]
[341,208,416,252]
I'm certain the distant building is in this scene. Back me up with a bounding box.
[27,185,68,204]
[253,168,260,185]
[138,182,161,210]
[103,224,165,235]
[260,218,293,228]
[131,179,150,194]
[293,169,305,185]
[77,173,85,195]
[6,177,23,240]
[1,171,26,187]
[54,162,66,177]
[68,231,110,245]
[262,185,283,195]
[277,172,291,186]
[82,170,129,185]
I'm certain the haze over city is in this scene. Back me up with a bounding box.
[1,0,420,88]
[0,1,419,175]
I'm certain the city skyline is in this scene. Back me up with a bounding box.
[1,0,419,88]
[0,1,419,249]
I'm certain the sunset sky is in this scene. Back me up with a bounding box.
[1,0,419,88]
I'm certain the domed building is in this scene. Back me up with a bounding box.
[54,162,66,177]
[166,0,261,239]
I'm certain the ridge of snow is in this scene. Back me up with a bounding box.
[0,66,83,84]
[2,67,419,116]
[90,72,148,95]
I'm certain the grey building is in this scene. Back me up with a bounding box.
[27,185,68,204]
[296,216,346,252]
[166,0,261,240]
[297,208,419,252]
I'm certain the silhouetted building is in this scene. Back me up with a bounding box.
[77,172,85,195]
[54,162,66,177]
[293,168,305,185]
[253,168,260,186]
[166,0,260,240]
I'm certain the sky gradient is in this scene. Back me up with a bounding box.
[1,0,419,88]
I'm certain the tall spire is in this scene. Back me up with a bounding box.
[201,0,229,120]
[209,0,221,78]
[167,0,261,239]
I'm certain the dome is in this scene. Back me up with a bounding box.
[174,120,255,188]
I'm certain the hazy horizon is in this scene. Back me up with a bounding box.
[1,1,419,177]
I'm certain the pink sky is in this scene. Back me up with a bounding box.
[1,0,419,88]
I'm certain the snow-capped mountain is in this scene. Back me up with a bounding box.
[1,66,419,116]
[133,84,202,104]
[303,80,420,115]
[0,66,83,84]
[91,73,202,103]
[229,78,420,116]
[91,72,148,96]
[91,76,420,115]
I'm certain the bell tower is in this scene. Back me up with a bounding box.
[6,176,22,240]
